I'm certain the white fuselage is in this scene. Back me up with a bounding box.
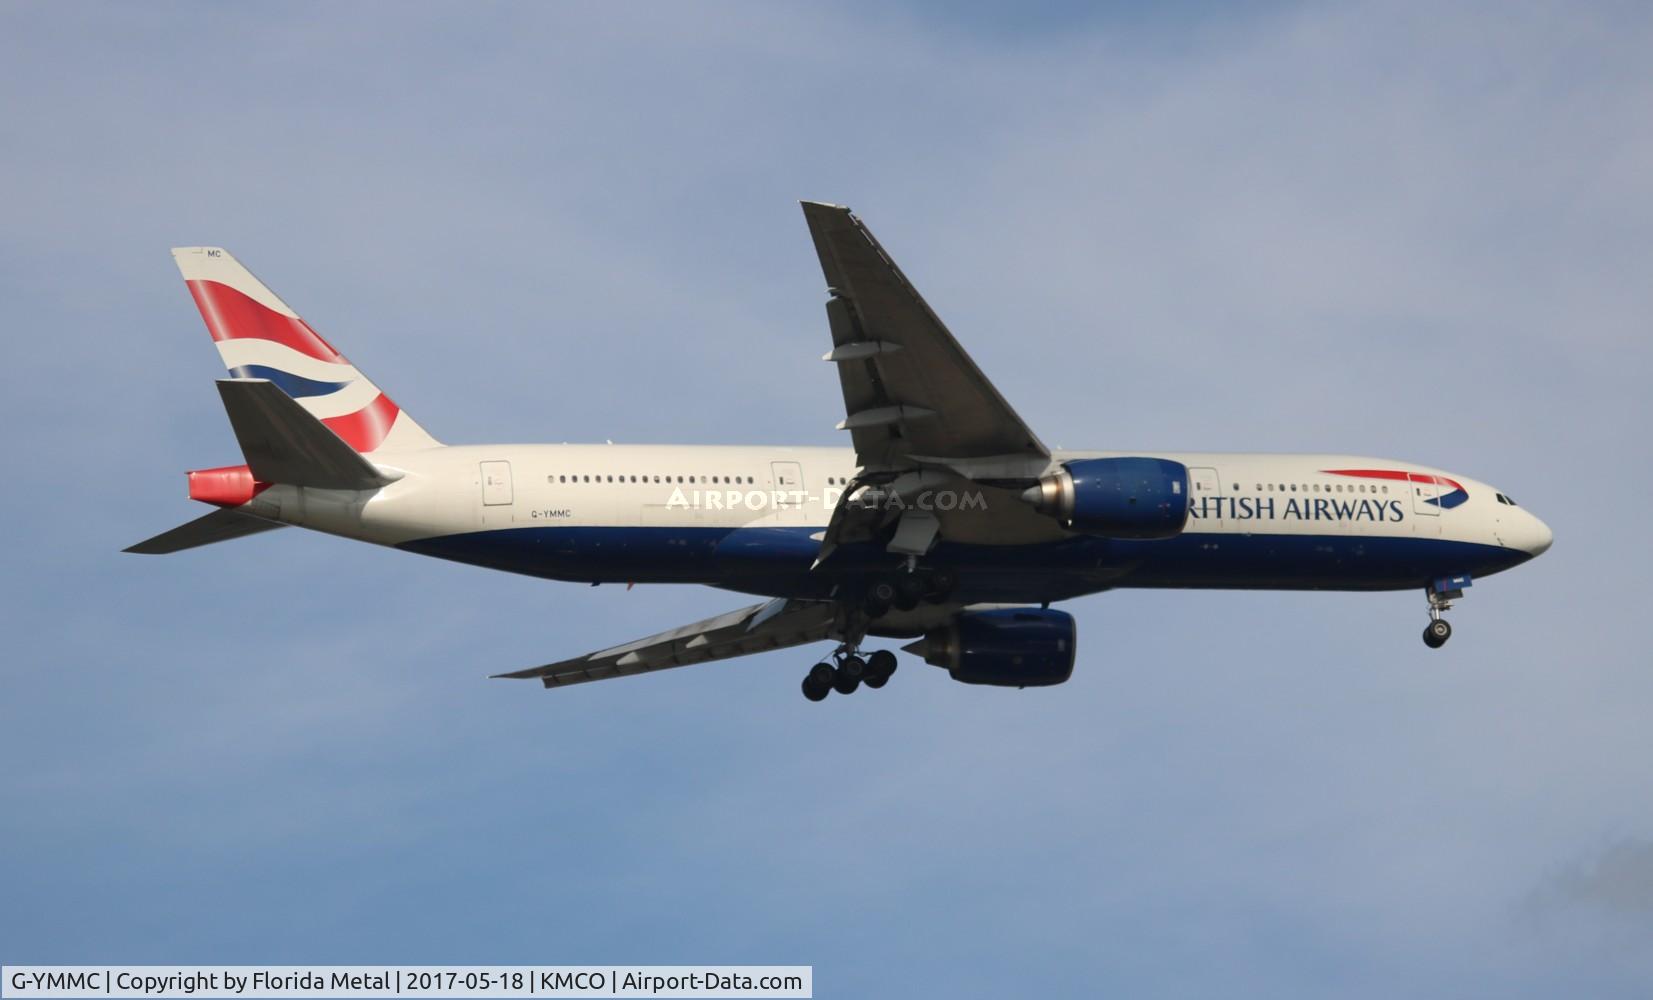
[232,443,1552,603]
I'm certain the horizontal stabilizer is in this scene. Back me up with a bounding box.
[217,378,395,489]
[124,507,285,554]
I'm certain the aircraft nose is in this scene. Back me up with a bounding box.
[1527,512,1553,557]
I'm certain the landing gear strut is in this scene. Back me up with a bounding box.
[801,645,898,701]
[1422,579,1464,649]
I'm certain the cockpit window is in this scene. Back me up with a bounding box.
[1495,493,1519,506]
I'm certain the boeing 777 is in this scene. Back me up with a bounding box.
[128,203,1553,700]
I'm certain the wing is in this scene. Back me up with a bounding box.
[801,201,1049,476]
[802,203,1057,560]
[492,598,839,690]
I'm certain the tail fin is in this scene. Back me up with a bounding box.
[171,247,440,453]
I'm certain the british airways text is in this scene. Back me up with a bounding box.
[1187,496,1406,523]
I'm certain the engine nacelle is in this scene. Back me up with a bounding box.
[1022,457,1190,539]
[905,608,1077,687]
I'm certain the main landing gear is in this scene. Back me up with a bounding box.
[801,564,953,701]
[862,567,957,616]
[801,647,898,701]
[1422,577,1468,649]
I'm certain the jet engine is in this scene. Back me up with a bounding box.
[1022,457,1190,539]
[904,607,1077,687]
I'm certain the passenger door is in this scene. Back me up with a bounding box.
[1410,473,1440,516]
[770,461,805,523]
[1188,466,1223,530]
[480,460,513,528]
[1410,473,1441,535]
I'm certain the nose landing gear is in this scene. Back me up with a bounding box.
[1422,575,1470,648]
[1424,617,1452,648]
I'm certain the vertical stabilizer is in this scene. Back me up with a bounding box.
[171,247,440,453]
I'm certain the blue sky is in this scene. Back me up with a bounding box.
[2,2,1651,996]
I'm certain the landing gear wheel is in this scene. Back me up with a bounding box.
[802,661,835,701]
[833,655,866,695]
[893,575,925,612]
[925,568,958,603]
[1423,619,1452,648]
[864,649,898,689]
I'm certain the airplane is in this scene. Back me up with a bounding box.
[128,202,1553,701]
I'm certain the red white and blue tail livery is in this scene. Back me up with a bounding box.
[172,246,438,454]
[129,206,1553,700]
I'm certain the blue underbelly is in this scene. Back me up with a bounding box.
[397,525,1531,600]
